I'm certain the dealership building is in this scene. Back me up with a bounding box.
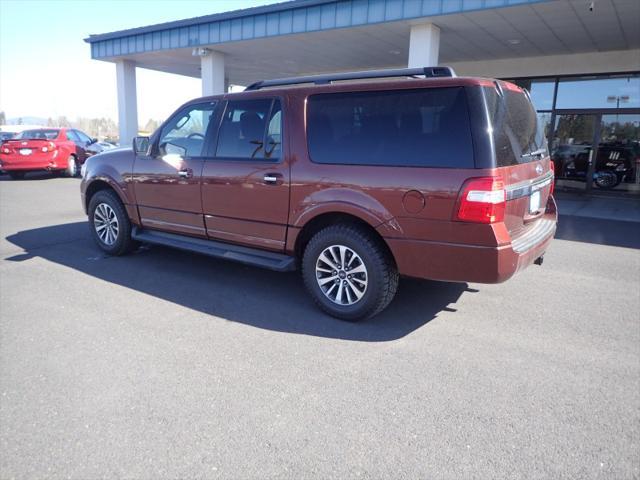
[85,0,640,194]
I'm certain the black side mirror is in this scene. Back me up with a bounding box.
[91,137,98,144]
[133,136,150,155]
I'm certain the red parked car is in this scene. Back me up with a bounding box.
[0,128,101,179]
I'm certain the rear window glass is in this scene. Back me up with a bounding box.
[485,85,547,166]
[15,129,59,140]
[307,87,474,168]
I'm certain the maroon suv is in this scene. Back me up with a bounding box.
[80,67,556,320]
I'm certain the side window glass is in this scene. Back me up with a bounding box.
[215,99,276,160]
[66,130,80,143]
[75,130,92,144]
[306,88,473,168]
[265,101,282,159]
[158,102,216,157]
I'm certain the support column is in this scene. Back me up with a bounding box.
[201,50,225,96]
[408,23,440,68]
[115,60,138,146]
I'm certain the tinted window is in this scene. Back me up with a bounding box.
[16,129,59,140]
[306,87,473,168]
[158,102,216,157]
[216,99,281,160]
[485,85,547,166]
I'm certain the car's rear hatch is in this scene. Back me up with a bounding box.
[483,81,554,244]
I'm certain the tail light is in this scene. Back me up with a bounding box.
[456,176,506,224]
[41,142,57,153]
[549,161,555,196]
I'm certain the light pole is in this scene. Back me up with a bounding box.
[607,95,630,125]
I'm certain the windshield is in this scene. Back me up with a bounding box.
[15,129,59,140]
[485,85,547,166]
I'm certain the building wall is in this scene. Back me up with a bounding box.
[448,49,640,79]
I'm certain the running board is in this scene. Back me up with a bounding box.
[132,227,296,272]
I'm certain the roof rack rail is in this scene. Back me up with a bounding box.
[244,66,456,91]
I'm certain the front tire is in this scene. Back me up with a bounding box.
[594,171,621,189]
[302,224,399,321]
[88,190,137,256]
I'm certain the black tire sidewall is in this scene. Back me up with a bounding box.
[88,190,133,255]
[302,226,390,321]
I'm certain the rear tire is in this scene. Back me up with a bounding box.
[302,224,399,321]
[8,172,25,180]
[88,190,137,256]
[66,155,78,177]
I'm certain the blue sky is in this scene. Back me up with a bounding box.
[0,0,280,123]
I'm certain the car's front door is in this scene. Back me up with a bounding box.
[132,101,217,237]
[74,129,100,159]
[66,130,87,162]
[201,97,290,251]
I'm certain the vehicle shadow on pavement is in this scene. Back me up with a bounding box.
[556,214,640,249]
[0,172,67,181]
[5,222,468,342]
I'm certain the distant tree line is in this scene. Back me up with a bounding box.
[0,111,162,143]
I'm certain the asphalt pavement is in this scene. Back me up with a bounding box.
[1,173,638,479]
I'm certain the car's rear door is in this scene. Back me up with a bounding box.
[200,97,290,251]
[132,101,217,237]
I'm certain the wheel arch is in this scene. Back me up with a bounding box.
[84,178,127,212]
[292,211,396,267]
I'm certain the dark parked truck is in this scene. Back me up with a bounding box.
[80,67,557,320]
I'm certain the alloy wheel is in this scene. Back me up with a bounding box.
[315,244,368,306]
[595,171,618,189]
[93,202,119,245]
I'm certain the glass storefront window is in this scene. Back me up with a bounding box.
[556,75,640,109]
[551,114,597,192]
[530,81,555,111]
[599,114,640,192]
[511,78,555,111]
[537,112,552,142]
[507,72,639,195]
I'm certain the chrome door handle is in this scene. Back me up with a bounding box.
[263,174,280,184]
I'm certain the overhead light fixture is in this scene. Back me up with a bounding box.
[507,39,521,45]
[192,47,211,57]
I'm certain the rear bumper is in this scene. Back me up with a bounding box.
[0,154,62,171]
[386,196,558,284]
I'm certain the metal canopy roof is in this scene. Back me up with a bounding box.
[84,0,640,85]
[84,0,552,58]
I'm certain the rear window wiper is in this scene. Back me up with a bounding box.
[521,148,546,159]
